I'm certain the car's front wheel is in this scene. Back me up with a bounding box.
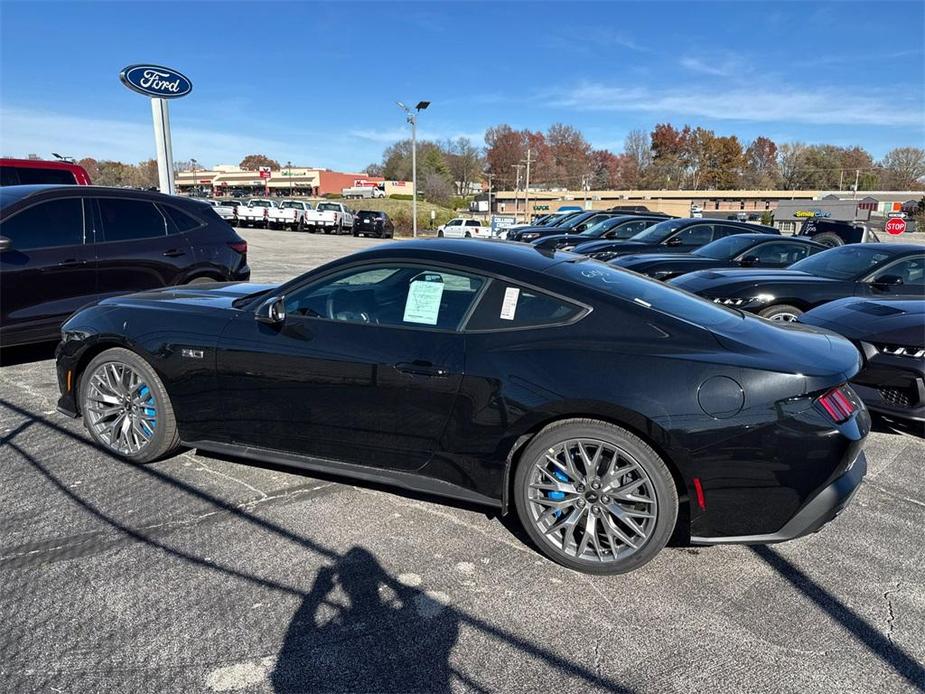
[514,419,677,575]
[759,304,803,322]
[79,348,180,463]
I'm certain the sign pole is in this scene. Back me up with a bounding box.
[151,97,176,195]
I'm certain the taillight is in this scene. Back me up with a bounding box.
[228,240,247,254]
[816,385,858,423]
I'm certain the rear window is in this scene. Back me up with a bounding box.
[97,198,167,241]
[1,166,77,186]
[466,280,584,331]
[554,260,741,329]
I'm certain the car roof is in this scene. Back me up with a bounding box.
[347,238,576,274]
[0,184,212,214]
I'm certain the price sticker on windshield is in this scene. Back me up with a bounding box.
[500,287,520,320]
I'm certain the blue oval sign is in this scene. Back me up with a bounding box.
[120,64,192,99]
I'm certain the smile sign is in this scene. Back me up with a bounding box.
[120,64,192,98]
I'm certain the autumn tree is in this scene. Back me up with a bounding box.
[364,163,384,177]
[77,157,100,181]
[484,124,526,189]
[444,137,484,195]
[879,147,925,189]
[239,154,281,171]
[623,129,651,187]
[546,123,592,188]
[743,137,780,188]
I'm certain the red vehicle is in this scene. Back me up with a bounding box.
[0,158,92,186]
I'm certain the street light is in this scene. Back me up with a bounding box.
[51,152,75,163]
[287,160,293,197]
[396,99,430,237]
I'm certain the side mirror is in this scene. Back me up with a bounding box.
[740,255,760,267]
[0,236,11,252]
[873,274,903,288]
[255,295,286,325]
[666,237,683,246]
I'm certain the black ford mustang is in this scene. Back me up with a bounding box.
[671,243,925,322]
[530,215,665,252]
[612,234,826,280]
[800,298,925,425]
[56,240,869,574]
[571,217,779,261]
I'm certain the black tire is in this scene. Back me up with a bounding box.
[437,230,444,238]
[758,304,803,322]
[79,347,181,464]
[513,418,678,575]
[353,231,359,237]
[465,231,472,238]
[812,232,844,248]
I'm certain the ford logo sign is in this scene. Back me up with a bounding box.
[120,64,192,99]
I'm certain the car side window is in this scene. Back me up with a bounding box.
[715,224,748,238]
[465,220,481,227]
[97,198,167,242]
[161,205,202,233]
[607,220,647,239]
[672,224,713,245]
[749,241,812,265]
[465,280,584,331]
[1,198,85,250]
[283,264,485,330]
[872,256,925,286]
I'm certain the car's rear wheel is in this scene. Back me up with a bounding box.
[514,419,677,575]
[759,304,803,322]
[79,348,180,463]
[437,230,444,237]
[812,232,844,248]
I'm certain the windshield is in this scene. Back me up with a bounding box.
[578,217,618,237]
[692,235,758,260]
[630,218,687,243]
[317,203,341,212]
[557,212,596,231]
[789,245,894,279]
[554,260,741,329]
[548,212,582,227]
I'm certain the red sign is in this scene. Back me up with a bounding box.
[885,218,907,235]
[258,166,272,180]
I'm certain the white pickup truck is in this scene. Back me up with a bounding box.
[303,201,355,234]
[237,199,278,228]
[268,199,313,230]
[342,183,385,199]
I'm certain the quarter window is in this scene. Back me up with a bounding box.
[283,264,485,330]
[162,205,202,233]
[748,241,813,265]
[465,281,583,331]
[1,198,84,250]
[97,199,167,241]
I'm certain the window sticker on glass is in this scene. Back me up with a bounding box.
[403,280,445,325]
[500,287,520,320]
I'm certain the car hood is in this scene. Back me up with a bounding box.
[669,268,834,294]
[799,298,925,346]
[99,282,278,311]
[572,240,653,255]
[614,253,715,270]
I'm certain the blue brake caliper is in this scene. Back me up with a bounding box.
[548,469,569,518]
[139,385,157,434]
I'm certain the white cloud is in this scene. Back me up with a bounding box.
[552,82,925,128]
[349,126,486,145]
[680,55,744,78]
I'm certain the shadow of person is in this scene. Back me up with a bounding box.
[271,547,459,693]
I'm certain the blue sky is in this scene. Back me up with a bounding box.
[1,1,923,171]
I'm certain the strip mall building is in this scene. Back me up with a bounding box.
[176,165,412,197]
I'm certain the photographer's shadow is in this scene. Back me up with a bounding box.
[271,547,460,693]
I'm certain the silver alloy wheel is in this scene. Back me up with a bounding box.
[527,438,658,563]
[769,311,800,322]
[84,361,158,455]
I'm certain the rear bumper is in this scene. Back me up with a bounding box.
[691,450,866,545]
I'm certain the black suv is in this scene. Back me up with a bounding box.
[0,185,250,346]
[353,210,395,238]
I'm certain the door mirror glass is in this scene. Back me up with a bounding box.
[0,236,11,251]
[740,255,759,266]
[256,295,287,324]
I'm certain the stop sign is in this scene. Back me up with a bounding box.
[885,218,907,235]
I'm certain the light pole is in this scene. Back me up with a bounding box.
[51,152,76,163]
[397,100,430,237]
[287,160,293,197]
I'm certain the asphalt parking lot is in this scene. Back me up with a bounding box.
[1,228,924,693]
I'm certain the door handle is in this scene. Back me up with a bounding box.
[395,361,449,377]
[42,258,84,270]
[163,248,186,258]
